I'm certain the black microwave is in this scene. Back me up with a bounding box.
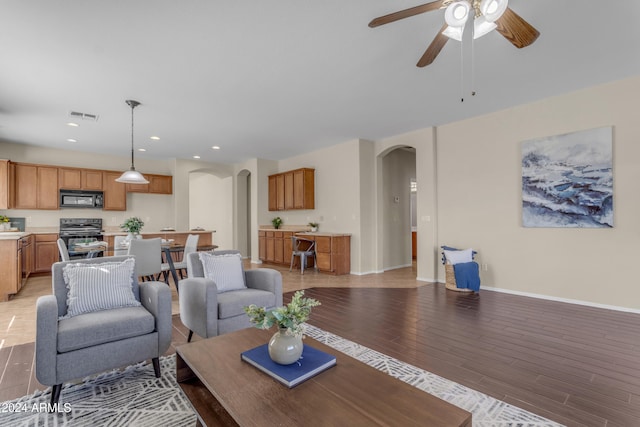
[59,190,104,208]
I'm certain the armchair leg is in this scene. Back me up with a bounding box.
[50,384,62,407]
[188,330,194,342]
[152,357,161,377]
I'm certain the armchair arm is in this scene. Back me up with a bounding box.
[178,277,220,339]
[139,281,172,355]
[35,295,59,386]
[245,269,283,307]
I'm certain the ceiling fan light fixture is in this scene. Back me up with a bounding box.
[444,1,471,28]
[480,0,508,22]
[442,25,464,41]
[473,16,497,39]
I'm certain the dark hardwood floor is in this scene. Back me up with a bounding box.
[2,285,640,427]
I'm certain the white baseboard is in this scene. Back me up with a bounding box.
[480,285,640,315]
[350,270,383,275]
[383,264,412,271]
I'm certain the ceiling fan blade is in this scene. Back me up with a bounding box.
[417,23,449,67]
[369,1,445,28]
[495,7,540,49]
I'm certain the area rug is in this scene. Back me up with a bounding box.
[0,325,563,426]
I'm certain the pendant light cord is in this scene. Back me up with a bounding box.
[130,103,135,170]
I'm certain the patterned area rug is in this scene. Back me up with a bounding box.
[0,326,563,426]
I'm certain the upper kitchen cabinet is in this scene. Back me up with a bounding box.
[0,160,9,209]
[102,171,127,211]
[12,163,59,209]
[268,168,314,211]
[126,174,172,194]
[58,167,104,191]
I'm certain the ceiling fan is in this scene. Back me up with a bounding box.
[369,0,539,67]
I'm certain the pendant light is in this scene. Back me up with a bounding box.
[116,99,149,184]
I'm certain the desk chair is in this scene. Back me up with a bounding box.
[127,238,162,282]
[290,236,317,274]
[56,239,70,262]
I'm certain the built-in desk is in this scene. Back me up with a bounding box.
[258,228,351,275]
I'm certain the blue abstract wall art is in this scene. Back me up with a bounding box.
[522,127,613,228]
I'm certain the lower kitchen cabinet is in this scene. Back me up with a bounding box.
[34,233,60,273]
[0,235,36,301]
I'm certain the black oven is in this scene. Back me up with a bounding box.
[59,218,104,259]
[60,190,104,209]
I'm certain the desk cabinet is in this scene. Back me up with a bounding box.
[258,230,349,275]
[300,234,350,275]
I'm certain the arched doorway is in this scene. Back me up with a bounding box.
[380,146,417,273]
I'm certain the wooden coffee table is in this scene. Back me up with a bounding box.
[176,327,472,427]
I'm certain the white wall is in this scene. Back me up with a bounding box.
[188,172,233,249]
[436,75,640,310]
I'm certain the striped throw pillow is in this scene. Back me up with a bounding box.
[61,258,141,318]
[199,252,246,292]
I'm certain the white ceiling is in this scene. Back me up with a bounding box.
[1,1,639,164]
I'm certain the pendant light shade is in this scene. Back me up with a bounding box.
[116,100,149,184]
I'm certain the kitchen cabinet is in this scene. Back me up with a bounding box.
[268,176,277,211]
[102,171,127,211]
[21,234,34,286]
[126,174,173,194]
[268,168,314,211]
[60,167,104,190]
[12,163,59,209]
[293,168,314,209]
[0,239,20,301]
[257,230,305,269]
[0,160,9,209]
[0,236,34,301]
[34,233,59,273]
[258,231,266,260]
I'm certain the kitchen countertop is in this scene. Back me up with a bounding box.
[258,227,351,237]
[296,231,352,237]
[102,229,215,236]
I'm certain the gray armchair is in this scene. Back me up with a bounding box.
[36,256,172,406]
[179,250,283,342]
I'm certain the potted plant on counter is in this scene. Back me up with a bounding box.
[272,217,283,229]
[121,217,145,240]
[0,215,10,231]
[308,222,319,232]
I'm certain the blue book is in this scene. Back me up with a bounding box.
[241,344,337,388]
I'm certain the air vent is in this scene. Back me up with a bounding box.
[69,111,99,121]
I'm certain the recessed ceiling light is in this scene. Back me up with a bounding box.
[138,148,146,152]
[67,122,79,127]
[211,146,220,150]
[193,155,201,159]
[150,136,160,140]
[67,138,77,143]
